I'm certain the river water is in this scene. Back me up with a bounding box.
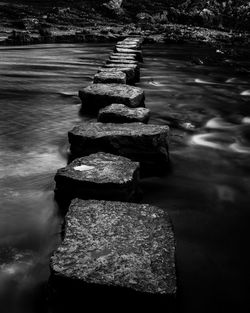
[0,43,250,313]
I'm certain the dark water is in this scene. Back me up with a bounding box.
[0,43,250,313]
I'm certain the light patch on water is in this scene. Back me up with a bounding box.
[240,90,250,96]
[195,78,217,84]
[148,81,165,87]
[74,165,95,171]
[229,143,250,154]
[205,117,237,130]
[242,117,250,124]
[0,147,66,179]
[190,133,229,151]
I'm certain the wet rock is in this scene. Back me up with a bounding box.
[55,152,140,202]
[116,44,140,50]
[79,84,145,114]
[117,40,141,49]
[98,67,136,85]
[114,47,143,62]
[103,63,140,82]
[98,103,150,124]
[50,199,176,301]
[106,59,138,65]
[68,122,170,176]
[110,54,136,61]
[93,71,126,84]
[111,52,137,58]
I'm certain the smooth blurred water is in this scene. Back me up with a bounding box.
[0,43,250,313]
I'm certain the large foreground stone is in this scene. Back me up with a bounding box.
[93,71,126,84]
[114,47,143,62]
[98,103,150,124]
[68,122,170,176]
[54,152,140,202]
[98,67,136,85]
[50,199,176,300]
[79,84,145,114]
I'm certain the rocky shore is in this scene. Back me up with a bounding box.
[0,1,249,68]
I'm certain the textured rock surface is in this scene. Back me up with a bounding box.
[98,67,136,85]
[110,52,137,59]
[68,122,170,176]
[79,84,145,113]
[110,54,136,61]
[50,199,176,296]
[104,63,140,82]
[117,41,141,49]
[98,103,150,124]
[114,47,143,62]
[106,59,138,65]
[54,152,140,201]
[116,44,139,50]
[93,71,126,84]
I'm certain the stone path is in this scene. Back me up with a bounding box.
[50,37,176,306]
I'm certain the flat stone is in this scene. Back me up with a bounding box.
[104,63,140,82]
[98,103,150,124]
[98,67,136,85]
[93,71,126,84]
[106,59,138,65]
[114,47,143,62]
[68,122,170,176]
[79,84,145,114]
[110,54,136,61]
[54,152,140,202]
[116,44,139,50]
[111,52,137,59]
[117,41,141,49]
[50,199,176,296]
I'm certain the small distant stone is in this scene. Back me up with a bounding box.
[110,54,136,61]
[98,103,150,124]
[93,71,126,84]
[68,122,170,176]
[106,59,138,65]
[55,152,140,202]
[110,53,137,59]
[79,84,145,113]
[50,199,176,296]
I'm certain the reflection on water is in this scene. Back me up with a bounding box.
[0,43,250,313]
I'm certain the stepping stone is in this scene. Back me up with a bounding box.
[50,199,176,303]
[117,41,141,49]
[98,67,136,85]
[93,71,126,84]
[79,84,145,114]
[114,47,143,62]
[68,122,170,176]
[110,54,136,61]
[116,44,139,50]
[106,59,138,65]
[98,103,150,124]
[111,52,137,59]
[103,63,140,82]
[54,152,140,202]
